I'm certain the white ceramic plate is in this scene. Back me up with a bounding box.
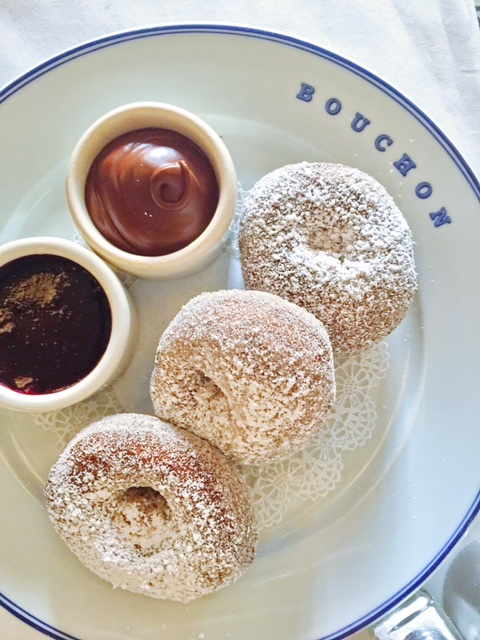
[1,24,480,640]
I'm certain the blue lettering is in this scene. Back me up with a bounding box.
[375,134,393,152]
[325,98,342,115]
[394,153,417,177]
[430,207,452,227]
[351,112,371,132]
[296,83,315,102]
[292,86,450,230]
[416,182,433,199]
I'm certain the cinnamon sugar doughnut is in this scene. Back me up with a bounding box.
[238,162,418,356]
[44,413,257,603]
[150,289,335,465]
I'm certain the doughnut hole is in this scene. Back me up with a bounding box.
[114,485,174,554]
[166,367,248,456]
[193,368,249,428]
[121,486,172,521]
[308,221,357,260]
[194,369,228,404]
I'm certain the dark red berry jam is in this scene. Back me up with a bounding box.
[0,254,112,395]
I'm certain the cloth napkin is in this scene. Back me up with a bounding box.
[1,1,479,638]
[1,0,480,172]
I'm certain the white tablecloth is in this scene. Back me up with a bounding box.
[1,1,480,638]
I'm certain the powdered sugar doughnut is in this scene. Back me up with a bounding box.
[238,162,418,356]
[150,289,335,465]
[44,413,257,603]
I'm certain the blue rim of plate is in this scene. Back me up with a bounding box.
[1,22,479,640]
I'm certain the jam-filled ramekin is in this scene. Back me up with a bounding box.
[66,102,237,280]
[0,237,135,412]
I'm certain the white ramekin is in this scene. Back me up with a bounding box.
[66,102,237,280]
[0,236,135,412]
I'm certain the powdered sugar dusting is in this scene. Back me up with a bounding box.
[150,289,336,465]
[238,162,417,356]
[44,413,257,603]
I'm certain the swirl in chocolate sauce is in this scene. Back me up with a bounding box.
[84,128,220,256]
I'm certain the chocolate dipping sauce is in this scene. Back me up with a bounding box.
[0,254,112,394]
[84,127,220,256]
